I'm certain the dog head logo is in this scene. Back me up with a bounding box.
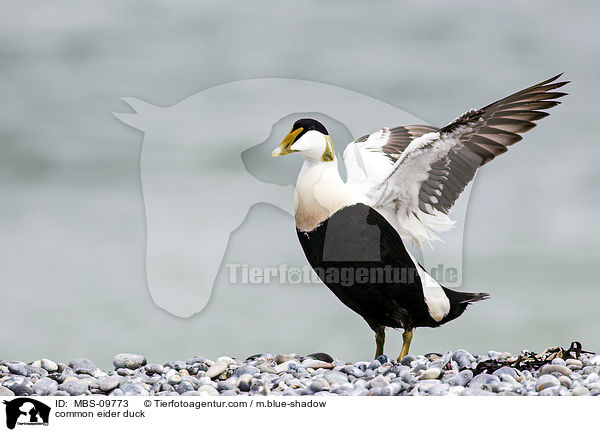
[3,398,51,429]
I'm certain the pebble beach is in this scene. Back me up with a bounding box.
[1,344,598,397]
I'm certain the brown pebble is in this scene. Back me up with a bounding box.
[565,359,583,370]
[538,364,572,377]
[307,361,335,370]
[559,375,572,388]
[274,354,294,365]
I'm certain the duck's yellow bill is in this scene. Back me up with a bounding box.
[272,127,303,157]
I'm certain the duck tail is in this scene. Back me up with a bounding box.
[456,291,490,304]
[439,288,489,324]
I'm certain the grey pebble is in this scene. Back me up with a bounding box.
[69,358,97,375]
[363,369,376,378]
[367,387,385,396]
[323,371,349,385]
[3,377,33,396]
[369,375,389,388]
[176,381,196,394]
[452,350,475,369]
[440,351,453,367]
[99,375,122,392]
[60,380,88,396]
[586,355,600,366]
[113,353,147,370]
[376,355,390,364]
[468,373,500,391]
[445,370,473,387]
[33,377,59,395]
[257,363,278,374]
[582,366,600,376]
[492,366,520,380]
[539,386,561,396]
[351,387,369,396]
[237,374,252,392]
[0,386,15,396]
[8,363,29,376]
[411,363,427,375]
[197,376,212,386]
[368,360,381,370]
[167,374,182,385]
[428,383,451,396]
[167,360,187,370]
[461,388,495,396]
[331,382,354,394]
[497,391,519,396]
[584,372,600,384]
[217,378,237,392]
[120,383,149,396]
[415,379,439,392]
[536,374,560,391]
[400,354,416,366]
[341,365,364,378]
[40,359,59,372]
[233,365,260,377]
[146,364,165,375]
[309,379,328,393]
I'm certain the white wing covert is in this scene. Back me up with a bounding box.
[343,74,568,246]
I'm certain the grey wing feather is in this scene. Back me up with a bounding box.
[379,125,439,161]
[418,73,568,215]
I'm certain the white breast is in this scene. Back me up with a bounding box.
[294,159,361,232]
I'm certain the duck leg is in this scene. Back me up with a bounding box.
[397,329,413,362]
[374,328,385,358]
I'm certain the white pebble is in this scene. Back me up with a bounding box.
[198,385,219,396]
[420,368,442,380]
[216,356,236,365]
[205,362,228,379]
[571,384,590,396]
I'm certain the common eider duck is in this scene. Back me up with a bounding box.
[272,75,568,361]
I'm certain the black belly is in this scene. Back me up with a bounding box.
[296,203,435,330]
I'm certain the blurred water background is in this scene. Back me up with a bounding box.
[1,0,599,369]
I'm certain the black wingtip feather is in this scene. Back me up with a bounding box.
[461,292,490,304]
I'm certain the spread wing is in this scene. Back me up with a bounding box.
[343,74,568,245]
[344,124,439,192]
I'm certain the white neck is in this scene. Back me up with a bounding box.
[294,158,360,231]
